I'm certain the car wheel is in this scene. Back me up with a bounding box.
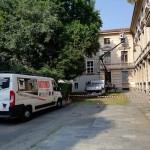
[57,99,62,108]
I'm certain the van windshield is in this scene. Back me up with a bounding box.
[0,77,10,89]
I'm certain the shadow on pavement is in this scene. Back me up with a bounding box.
[0,99,114,150]
[30,101,114,150]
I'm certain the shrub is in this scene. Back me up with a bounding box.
[58,83,72,99]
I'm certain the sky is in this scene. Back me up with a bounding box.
[95,0,134,30]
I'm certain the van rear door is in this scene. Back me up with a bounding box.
[0,77,11,112]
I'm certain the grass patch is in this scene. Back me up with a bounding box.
[72,92,129,105]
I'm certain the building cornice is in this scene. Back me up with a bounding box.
[99,28,130,35]
[130,0,143,34]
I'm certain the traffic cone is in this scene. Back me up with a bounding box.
[67,95,72,104]
[96,103,101,108]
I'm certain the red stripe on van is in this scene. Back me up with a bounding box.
[37,98,46,101]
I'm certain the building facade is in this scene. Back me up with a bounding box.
[72,28,135,92]
[99,29,134,90]
[130,0,150,93]
[72,52,100,92]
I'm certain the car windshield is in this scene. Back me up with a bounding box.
[91,83,101,87]
[0,77,10,89]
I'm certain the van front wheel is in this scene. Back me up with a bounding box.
[57,99,62,108]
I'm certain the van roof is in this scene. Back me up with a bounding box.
[0,73,54,80]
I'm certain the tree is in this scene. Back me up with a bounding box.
[0,0,62,70]
[0,0,102,80]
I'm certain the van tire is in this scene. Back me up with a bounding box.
[57,99,62,108]
[21,106,32,122]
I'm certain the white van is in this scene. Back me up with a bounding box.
[0,73,62,121]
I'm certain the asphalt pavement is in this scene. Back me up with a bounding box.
[1,90,150,150]
[29,90,150,150]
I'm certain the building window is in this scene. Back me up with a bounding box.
[121,51,128,63]
[86,60,94,74]
[141,7,143,12]
[103,52,111,64]
[74,83,78,89]
[148,82,150,91]
[122,71,128,83]
[104,38,110,44]
[18,78,38,95]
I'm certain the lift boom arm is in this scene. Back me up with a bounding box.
[99,42,124,85]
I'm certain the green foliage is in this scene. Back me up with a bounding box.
[0,0,102,79]
[36,65,64,81]
[58,82,72,99]
[0,0,62,69]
